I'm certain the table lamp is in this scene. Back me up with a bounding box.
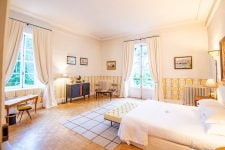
[205,79,217,97]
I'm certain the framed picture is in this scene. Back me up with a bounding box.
[220,36,225,82]
[80,57,88,65]
[67,56,76,65]
[174,56,192,69]
[107,61,116,70]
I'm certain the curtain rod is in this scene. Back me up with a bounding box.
[9,17,52,31]
[124,35,159,42]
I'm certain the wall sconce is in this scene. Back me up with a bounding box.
[208,50,220,82]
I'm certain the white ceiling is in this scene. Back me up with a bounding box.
[10,0,215,40]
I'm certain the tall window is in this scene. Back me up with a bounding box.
[6,33,37,89]
[130,44,154,89]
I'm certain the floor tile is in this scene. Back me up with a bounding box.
[92,136,111,147]
[105,142,118,150]
[81,120,100,130]
[93,115,105,122]
[113,136,121,144]
[72,126,87,134]
[102,120,111,126]
[63,122,78,129]
[82,131,97,140]
[101,127,118,140]
[90,123,110,134]
[71,117,90,125]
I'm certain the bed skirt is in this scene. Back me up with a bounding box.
[131,136,196,150]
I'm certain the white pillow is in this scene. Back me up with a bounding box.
[198,101,225,127]
[205,106,225,124]
[217,86,225,105]
[207,123,225,136]
[197,99,221,107]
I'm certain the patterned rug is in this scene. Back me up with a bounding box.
[62,101,126,150]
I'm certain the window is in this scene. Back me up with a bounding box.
[130,44,154,89]
[6,33,37,89]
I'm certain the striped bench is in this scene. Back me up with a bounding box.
[104,102,140,125]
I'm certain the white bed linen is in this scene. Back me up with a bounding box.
[118,100,225,150]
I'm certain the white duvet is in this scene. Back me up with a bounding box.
[118,100,225,150]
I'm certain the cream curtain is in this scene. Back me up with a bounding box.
[146,37,164,101]
[5,19,25,82]
[33,27,57,108]
[120,41,134,98]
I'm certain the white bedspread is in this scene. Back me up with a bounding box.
[118,100,225,150]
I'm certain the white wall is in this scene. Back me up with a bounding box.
[207,0,225,80]
[52,29,101,76]
[101,23,210,79]
[208,0,225,50]
[9,10,211,80]
[161,24,209,78]
[9,10,102,77]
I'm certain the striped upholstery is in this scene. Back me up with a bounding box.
[104,102,139,123]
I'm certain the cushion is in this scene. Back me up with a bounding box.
[217,86,225,105]
[104,102,139,123]
[197,99,221,107]
[17,105,32,111]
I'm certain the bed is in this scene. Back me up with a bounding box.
[118,100,225,150]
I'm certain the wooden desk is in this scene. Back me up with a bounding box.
[96,90,114,100]
[5,94,39,117]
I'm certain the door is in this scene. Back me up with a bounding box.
[128,43,154,99]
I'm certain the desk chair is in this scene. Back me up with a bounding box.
[17,104,32,121]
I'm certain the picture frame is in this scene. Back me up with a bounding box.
[106,61,116,70]
[174,56,192,69]
[80,57,88,65]
[220,36,225,82]
[67,56,76,65]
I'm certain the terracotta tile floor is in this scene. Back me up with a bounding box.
[5,97,140,150]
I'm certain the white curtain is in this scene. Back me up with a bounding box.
[5,19,25,82]
[120,41,134,98]
[33,27,57,108]
[146,37,164,101]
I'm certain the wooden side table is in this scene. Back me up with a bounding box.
[193,96,214,106]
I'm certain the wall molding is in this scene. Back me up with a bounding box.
[205,0,222,27]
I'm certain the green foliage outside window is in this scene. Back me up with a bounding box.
[6,33,36,88]
[130,45,154,89]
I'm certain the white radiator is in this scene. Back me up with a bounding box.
[183,86,209,106]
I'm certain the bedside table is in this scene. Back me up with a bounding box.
[193,96,214,106]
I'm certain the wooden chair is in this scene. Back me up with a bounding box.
[17,104,32,121]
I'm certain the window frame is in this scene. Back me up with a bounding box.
[5,32,38,90]
[129,43,154,89]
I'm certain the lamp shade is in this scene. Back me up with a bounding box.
[208,50,220,58]
[205,79,217,88]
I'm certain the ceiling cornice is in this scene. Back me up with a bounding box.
[10,5,101,40]
[205,0,222,27]
[10,1,213,42]
[101,20,205,41]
